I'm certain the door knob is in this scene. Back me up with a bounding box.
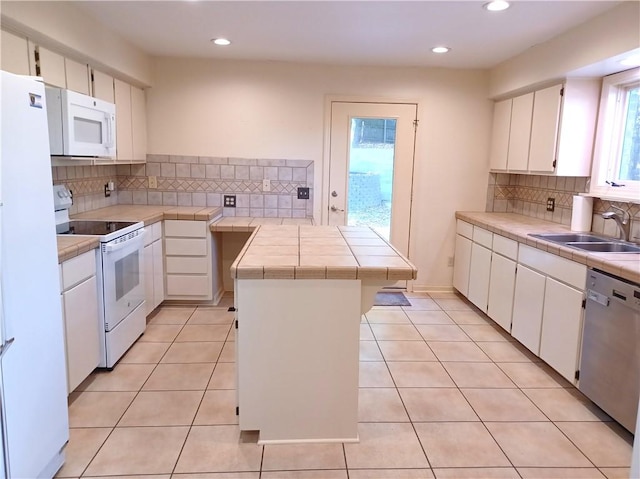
[330,205,344,212]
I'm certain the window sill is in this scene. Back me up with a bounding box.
[583,190,640,204]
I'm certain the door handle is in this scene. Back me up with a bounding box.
[330,205,344,212]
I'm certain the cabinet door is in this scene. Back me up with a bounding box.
[131,86,147,161]
[511,265,545,354]
[489,99,512,170]
[528,84,562,173]
[37,46,66,88]
[114,78,133,160]
[65,58,90,95]
[92,69,114,103]
[487,253,516,332]
[144,243,154,316]
[152,239,164,310]
[1,30,30,75]
[507,92,534,171]
[452,235,472,297]
[62,276,100,393]
[468,242,492,312]
[540,278,584,383]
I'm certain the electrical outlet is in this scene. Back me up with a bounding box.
[104,183,111,198]
[148,176,158,189]
[297,187,310,200]
[546,197,555,212]
[262,179,271,192]
[224,195,236,207]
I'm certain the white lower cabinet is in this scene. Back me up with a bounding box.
[511,264,546,355]
[487,253,516,332]
[453,234,472,296]
[467,242,492,311]
[60,249,100,394]
[144,221,164,315]
[539,278,584,382]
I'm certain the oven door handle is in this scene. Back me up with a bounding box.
[103,231,145,254]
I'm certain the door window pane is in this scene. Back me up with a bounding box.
[347,117,396,240]
[618,85,640,181]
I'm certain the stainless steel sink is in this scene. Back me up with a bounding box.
[566,242,640,253]
[529,233,640,253]
[530,233,608,243]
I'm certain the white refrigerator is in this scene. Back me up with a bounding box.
[0,71,69,477]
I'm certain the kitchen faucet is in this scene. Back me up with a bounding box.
[601,205,631,242]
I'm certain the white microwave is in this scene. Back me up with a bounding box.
[46,87,116,158]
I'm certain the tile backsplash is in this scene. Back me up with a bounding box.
[52,156,314,218]
[486,173,640,242]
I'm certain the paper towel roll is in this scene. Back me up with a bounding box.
[571,196,593,232]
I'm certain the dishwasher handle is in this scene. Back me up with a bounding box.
[587,289,609,307]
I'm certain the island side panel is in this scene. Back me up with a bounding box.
[236,278,361,444]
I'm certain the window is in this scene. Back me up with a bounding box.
[590,67,640,201]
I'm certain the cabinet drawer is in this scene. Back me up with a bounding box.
[518,244,587,290]
[456,220,473,239]
[144,221,162,246]
[61,249,97,291]
[164,220,206,238]
[166,256,209,274]
[166,275,210,296]
[165,238,207,256]
[492,235,518,260]
[472,226,493,248]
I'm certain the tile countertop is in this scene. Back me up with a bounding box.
[456,212,640,284]
[210,216,314,232]
[230,225,418,281]
[57,205,223,263]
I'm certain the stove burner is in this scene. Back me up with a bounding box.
[56,220,139,236]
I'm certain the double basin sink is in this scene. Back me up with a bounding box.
[530,233,640,253]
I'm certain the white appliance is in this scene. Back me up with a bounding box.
[54,186,146,368]
[0,71,70,477]
[45,87,116,158]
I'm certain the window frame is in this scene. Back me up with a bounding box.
[589,67,640,203]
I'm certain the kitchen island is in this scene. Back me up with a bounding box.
[230,225,417,444]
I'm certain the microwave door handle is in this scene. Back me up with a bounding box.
[105,113,114,148]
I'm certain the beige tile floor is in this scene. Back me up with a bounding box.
[57,292,634,479]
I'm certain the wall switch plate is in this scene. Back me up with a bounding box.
[546,197,555,212]
[104,183,111,198]
[297,187,310,200]
[262,179,271,192]
[148,176,158,189]
[224,195,236,207]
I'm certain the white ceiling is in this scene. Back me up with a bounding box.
[73,1,623,69]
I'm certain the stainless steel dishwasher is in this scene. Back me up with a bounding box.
[579,268,640,433]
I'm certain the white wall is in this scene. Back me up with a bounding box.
[489,2,640,98]
[0,1,151,86]
[147,58,492,290]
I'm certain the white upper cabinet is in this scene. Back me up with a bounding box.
[64,58,90,95]
[34,45,66,88]
[507,92,534,171]
[1,30,31,75]
[92,69,115,103]
[114,78,134,161]
[131,85,147,162]
[488,99,512,170]
[490,79,600,176]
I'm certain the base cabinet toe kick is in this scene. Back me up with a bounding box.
[231,225,417,444]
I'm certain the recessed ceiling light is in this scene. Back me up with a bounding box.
[431,46,451,54]
[620,54,640,67]
[212,38,231,46]
[483,1,510,12]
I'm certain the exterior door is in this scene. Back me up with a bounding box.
[328,102,417,261]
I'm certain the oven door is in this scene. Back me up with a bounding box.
[101,231,145,331]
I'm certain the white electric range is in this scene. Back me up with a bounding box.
[54,185,146,368]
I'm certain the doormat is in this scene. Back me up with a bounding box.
[374,291,411,306]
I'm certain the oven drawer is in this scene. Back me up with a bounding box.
[166,275,211,296]
[166,256,209,274]
[164,219,206,238]
[61,249,97,291]
[165,238,207,256]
